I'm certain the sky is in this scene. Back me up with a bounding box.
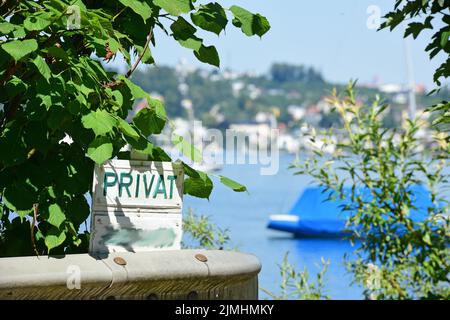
[114,0,448,89]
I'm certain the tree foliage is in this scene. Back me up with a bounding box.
[295,83,450,299]
[261,253,330,300]
[0,0,267,257]
[270,63,324,84]
[381,0,450,129]
[181,208,231,250]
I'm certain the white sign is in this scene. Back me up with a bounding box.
[89,160,184,254]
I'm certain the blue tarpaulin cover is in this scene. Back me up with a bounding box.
[268,185,433,237]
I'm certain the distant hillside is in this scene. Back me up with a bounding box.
[131,63,449,129]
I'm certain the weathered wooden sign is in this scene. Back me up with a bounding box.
[89,160,184,254]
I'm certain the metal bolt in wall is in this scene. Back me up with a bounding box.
[195,254,208,262]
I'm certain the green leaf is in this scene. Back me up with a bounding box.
[154,0,193,16]
[32,56,52,82]
[119,0,152,21]
[194,44,220,67]
[117,118,140,140]
[133,98,167,136]
[119,75,148,100]
[24,12,52,31]
[184,171,213,199]
[171,16,197,37]
[81,109,117,136]
[48,203,66,229]
[1,39,38,61]
[219,175,247,192]
[110,90,124,109]
[178,36,203,51]
[172,133,203,162]
[0,126,27,167]
[5,76,28,97]
[170,17,219,66]
[3,183,36,218]
[46,46,69,62]
[66,196,90,227]
[45,227,67,252]
[423,233,432,246]
[440,31,450,48]
[0,22,15,34]
[191,3,228,35]
[170,17,203,51]
[87,136,114,164]
[230,6,270,37]
[127,136,155,155]
[183,162,200,178]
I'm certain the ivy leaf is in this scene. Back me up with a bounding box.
[184,171,213,199]
[32,56,52,82]
[1,39,38,61]
[219,176,247,192]
[48,203,66,228]
[230,6,270,37]
[172,133,203,162]
[118,0,152,21]
[154,0,193,16]
[45,227,67,253]
[81,109,117,136]
[191,3,228,35]
[87,136,114,164]
[194,44,220,67]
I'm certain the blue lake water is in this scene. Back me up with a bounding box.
[184,153,363,300]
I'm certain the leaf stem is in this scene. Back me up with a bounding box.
[112,6,126,21]
[125,28,153,78]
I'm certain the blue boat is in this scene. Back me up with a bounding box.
[267,185,434,238]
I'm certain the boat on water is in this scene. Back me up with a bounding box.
[267,185,435,238]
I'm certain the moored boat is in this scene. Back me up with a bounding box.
[267,185,434,238]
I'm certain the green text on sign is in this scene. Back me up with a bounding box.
[103,171,178,200]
